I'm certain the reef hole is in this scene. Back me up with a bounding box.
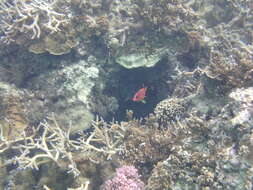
[112,59,172,120]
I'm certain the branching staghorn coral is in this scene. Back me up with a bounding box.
[85,118,125,160]
[1,116,81,177]
[0,0,69,43]
[0,115,126,180]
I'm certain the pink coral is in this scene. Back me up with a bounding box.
[101,165,145,190]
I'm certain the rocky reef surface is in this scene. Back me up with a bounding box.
[0,0,253,189]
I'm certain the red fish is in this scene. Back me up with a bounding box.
[132,87,147,103]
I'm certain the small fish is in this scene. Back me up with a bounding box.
[132,87,147,103]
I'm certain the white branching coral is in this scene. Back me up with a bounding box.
[0,115,125,178]
[0,0,69,43]
[9,116,82,177]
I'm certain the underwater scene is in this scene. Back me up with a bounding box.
[0,0,253,189]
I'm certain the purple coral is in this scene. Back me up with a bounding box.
[101,165,145,190]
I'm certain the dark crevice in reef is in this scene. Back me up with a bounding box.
[110,59,173,121]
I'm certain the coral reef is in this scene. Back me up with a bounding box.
[144,91,253,189]
[1,0,253,189]
[0,115,125,189]
[25,59,106,133]
[205,49,253,89]
[117,115,172,168]
[1,88,253,189]
[134,0,198,34]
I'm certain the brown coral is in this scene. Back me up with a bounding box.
[135,0,198,34]
[0,83,29,141]
[206,49,253,88]
[119,123,173,167]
